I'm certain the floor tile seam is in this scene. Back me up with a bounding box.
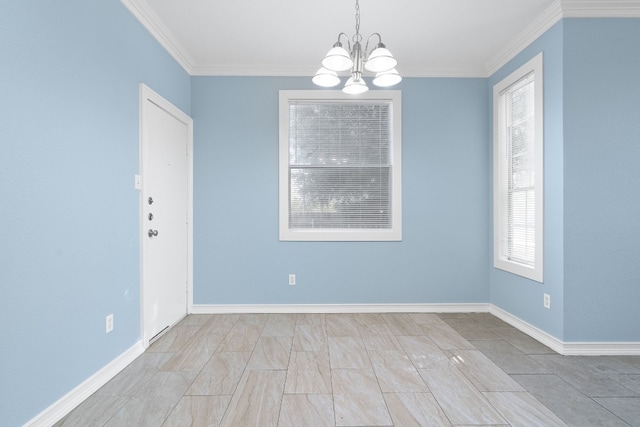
[427,379,510,426]
[367,348,431,399]
[510,372,619,418]
[531,360,640,397]
[480,389,560,424]
[99,395,134,427]
[588,399,637,427]
[418,386,466,427]
[419,362,513,414]
[478,390,539,426]
[323,340,338,427]
[332,370,394,427]
[365,347,431,394]
[157,383,199,427]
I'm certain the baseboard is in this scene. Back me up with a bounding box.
[560,342,640,356]
[190,303,491,314]
[489,305,566,353]
[24,341,145,427]
[489,305,640,356]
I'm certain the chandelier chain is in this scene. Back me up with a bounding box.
[353,0,362,43]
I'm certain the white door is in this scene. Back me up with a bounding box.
[140,84,192,346]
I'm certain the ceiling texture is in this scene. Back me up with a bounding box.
[121,0,640,77]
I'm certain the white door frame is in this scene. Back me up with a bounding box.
[139,83,193,347]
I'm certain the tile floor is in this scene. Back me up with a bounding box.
[56,312,640,426]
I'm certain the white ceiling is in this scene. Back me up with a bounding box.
[122,0,640,77]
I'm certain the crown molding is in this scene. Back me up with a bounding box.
[485,1,563,76]
[190,65,489,79]
[486,0,640,75]
[120,0,194,74]
[190,65,315,77]
[562,0,640,17]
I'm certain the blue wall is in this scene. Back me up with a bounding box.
[488,22,566,339]
[3,4,639,424]
[563,18,640,342]
[489,18,640,343]
[0,1,190,425]
[191,77,490,305]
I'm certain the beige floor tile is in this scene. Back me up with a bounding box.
[383,313,425,336]
[160,333,225,372]
[95,353,172,397]
[278,394,335,427]
[55,396,130,427]
[419,366,507,425]
[246,336,292,370]
[420,321,476,350]
[409,313,450,328]
[292,324,328,351]
[179,314,214,326]
[147,325,202,353]
[295,313,326,325]
[62,313,639,427]
[383,392,452,427]
[218,318,264,352]
[329,336,372,369]
[285,351,332,394]
[369,350,429,392]
[105,371,197,426]
[186,352,251,395]
[448,349,525,392]
[358,324,403,350]
[332,368,393,426]
[484,391,568,426]
[397,335,450,369]
[162,395,231,427]
[198,314,239,336]
[262,313,297,337]
[352,312,387,325]
[326,313,360,336]
[219,370,287,427]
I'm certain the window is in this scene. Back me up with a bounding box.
[279,90,401,241]
[493,53,543,282]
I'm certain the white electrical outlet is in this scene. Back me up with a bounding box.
[106,314,114,333]
[289,274,296,286]
[543,293,551,309]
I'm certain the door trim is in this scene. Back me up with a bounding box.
[139,83,193,347]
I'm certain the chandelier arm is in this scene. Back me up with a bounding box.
[335,32,352,53]
[364,33,384,58]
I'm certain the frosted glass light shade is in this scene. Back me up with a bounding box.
[312,68,341,87]
[342,76,368,95]
[364,47,397,72]
[321,46,353,72]
[372,69,402,87]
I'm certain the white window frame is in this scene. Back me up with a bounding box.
[279,90,402,241]
[493,53,544,282]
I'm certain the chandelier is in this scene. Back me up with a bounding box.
[312,0,401,94]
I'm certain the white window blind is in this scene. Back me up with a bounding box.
[289,101,391,229]
[493,53,543,282]
[503,74,535,266]
[279,91,402,241]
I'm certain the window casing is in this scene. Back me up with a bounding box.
[493,53,544,282]
[279,90,401,241]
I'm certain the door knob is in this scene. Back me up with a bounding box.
[148,229,158,238]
